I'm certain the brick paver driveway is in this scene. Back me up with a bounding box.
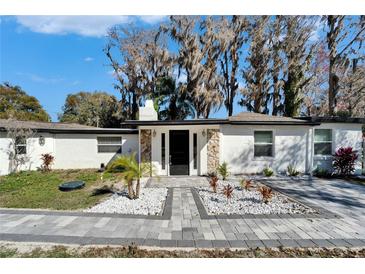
[1,177,365,249]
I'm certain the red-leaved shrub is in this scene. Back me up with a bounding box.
[40,153,55,172]
[332,147,358,176]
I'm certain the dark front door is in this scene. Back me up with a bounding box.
[169,130,189,175]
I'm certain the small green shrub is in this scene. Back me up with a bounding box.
[217,162,229,180]
[313,168,332,178]
[287,165,300,177]
[263,166,274,177]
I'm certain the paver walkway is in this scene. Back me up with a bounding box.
[1,177,365,249]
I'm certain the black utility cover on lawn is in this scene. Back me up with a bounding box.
[59,181,85,191]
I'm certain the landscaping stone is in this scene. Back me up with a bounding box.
[85,188,168,215]
[197,182,317,215]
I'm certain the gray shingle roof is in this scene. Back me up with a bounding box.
[0,119,95,130]
[228,112,310,123]
[0,119,138,134]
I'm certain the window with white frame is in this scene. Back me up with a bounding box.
[254,131,273,157]
[97,136,122,153]
[314,129,332,156]
[15,136,27,155]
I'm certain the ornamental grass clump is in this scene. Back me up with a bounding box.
[263,166,274,177]
[222,184,234,203]
[217,162,229,180]
[287,164,300,177]
[258,186,273,204]
[332,147,358,176]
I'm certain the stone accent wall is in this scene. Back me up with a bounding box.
[140,129,151,163]
[207,129,220,174]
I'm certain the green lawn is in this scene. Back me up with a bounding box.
[0,169,119,210]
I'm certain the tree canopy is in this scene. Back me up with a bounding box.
[58,91,121,127]
[105,15,364,119]
[0,83,50,122]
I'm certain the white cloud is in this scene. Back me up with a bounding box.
[138,16,167,24]
[14,16,168,38]
[15,16,131,37]
[84,57,94,62]
[17,72,63,84]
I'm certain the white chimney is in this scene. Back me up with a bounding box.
[139,99,158,120]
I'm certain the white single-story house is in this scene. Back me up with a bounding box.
[0,120,138,176]
[1,100,364,176]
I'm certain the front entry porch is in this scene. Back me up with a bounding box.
[139,125,220,176]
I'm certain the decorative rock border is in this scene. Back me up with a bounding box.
[190,188,338,219]
[0,188,174,220]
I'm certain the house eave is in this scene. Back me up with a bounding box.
[295,116,365,124]
[121,120,319,126]
[0,128,138,134]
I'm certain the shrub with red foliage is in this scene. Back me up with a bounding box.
[40,153,55,172]
[222,184,234,203]
[209,176,219,193]
[332,147,358,176]
[258,186,273,204]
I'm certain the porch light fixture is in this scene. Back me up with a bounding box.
[39,135,45,146]
[202,129,206,137]
[152,129,156,137]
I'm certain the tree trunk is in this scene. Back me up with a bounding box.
[131,92,138,120]
[272,75,279,116]
[135,178,141,199]
[127,181,135,199]
[328,61,336,116]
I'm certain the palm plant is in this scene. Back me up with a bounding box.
[155,77,195,120]
[107,152,151,199]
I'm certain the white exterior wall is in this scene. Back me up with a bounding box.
[313,123,363,175]
[0,132,55,175]
[220,125,310,174]
[0,132,138,175]
[53,134,138,170]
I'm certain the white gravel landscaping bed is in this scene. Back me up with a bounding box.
[85,187,168,215]
[197,183,316,215]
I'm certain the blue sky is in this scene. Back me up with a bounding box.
[0,16,173,121]
[0,15,330,121]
